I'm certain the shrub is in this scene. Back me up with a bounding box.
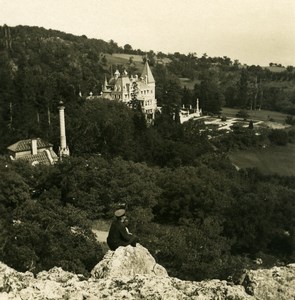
[285,116,295,125]
[236,110,249,119]
[138,219,232,281]
[1,200,103,276]
[268,129,288,145]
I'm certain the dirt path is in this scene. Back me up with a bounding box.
[92,229,109,253]
[92,229,108,243]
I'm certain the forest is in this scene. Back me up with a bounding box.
[0,25,294,281]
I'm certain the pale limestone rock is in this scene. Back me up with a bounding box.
[241,263,295,299]
[0,247,294,299]
[36,266,82,283]
[0,293,9,300]
[0,262,33,292]
[91,243,168,278]
[171,278,253,299]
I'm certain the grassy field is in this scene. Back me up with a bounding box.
[104,53,145,73]
[221,107,289,124]
[224,107,295,176]
[229,144,295,176]
[110,53,144,62]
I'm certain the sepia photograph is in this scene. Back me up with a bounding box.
[0,0,294,298]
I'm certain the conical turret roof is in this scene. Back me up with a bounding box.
[141,61,155,83]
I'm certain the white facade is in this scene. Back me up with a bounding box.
[101,61,157,122]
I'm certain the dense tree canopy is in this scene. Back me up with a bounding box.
[0,151,294,280]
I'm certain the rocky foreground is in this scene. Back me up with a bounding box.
[0,244,294,299]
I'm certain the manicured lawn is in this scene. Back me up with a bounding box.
[221,107,289,124]
[110,53,143,62]
[229,144,295,176]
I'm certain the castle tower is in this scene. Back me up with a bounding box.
[58,101,70,158]
[140,61,157,120]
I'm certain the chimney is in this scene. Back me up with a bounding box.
[31,139,37,155]
[58,101,70,158]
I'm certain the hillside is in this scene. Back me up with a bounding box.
[1,25,294,116]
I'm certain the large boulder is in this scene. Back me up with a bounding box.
[91,244,168,278]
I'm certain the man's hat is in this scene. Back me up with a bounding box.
[114,209,125,217]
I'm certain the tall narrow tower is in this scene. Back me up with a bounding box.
[58,101,70,158]
[195,98,201,117]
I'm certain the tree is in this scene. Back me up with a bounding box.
[2,199,102,275]
[108,39,119,53]
[181,86,193,107]
[198,78,222,114]
[174,106,181,124]
[237,69,248,108]
[66,100,136,157]
[224,86,238,107]
[161,80,182,107]
[0,168,31,210]
[124,44,133,53]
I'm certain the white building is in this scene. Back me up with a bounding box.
[100,61,157,122]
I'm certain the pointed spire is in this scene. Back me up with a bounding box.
[141,61,155,84]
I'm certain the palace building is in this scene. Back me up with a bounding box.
[100,61,157,122]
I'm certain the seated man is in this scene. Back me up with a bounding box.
[107,209,139,251]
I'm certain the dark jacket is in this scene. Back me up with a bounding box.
[107,219,136,250]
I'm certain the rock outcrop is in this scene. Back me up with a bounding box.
[0,244,294,299]
[91,244,168,278]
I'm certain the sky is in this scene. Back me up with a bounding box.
[1,0,295,66]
